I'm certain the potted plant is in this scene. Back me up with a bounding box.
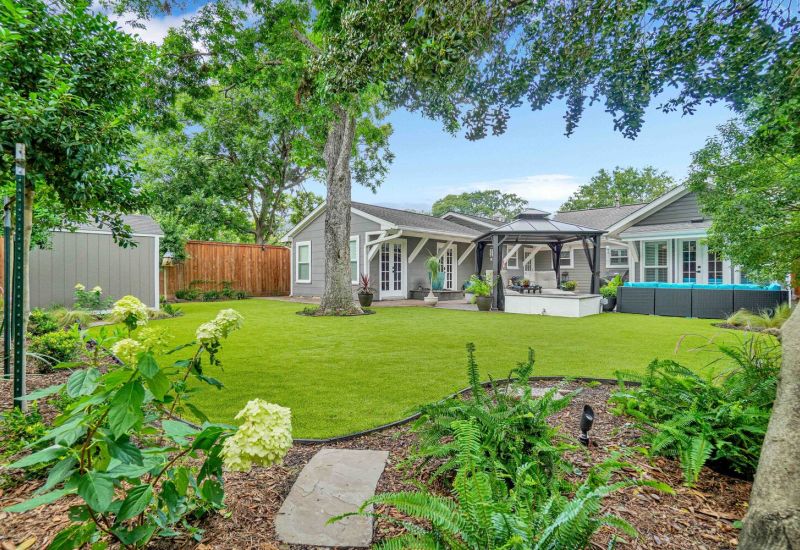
[562,280,578,291]
[463,280,474,303]
[600,274,622,312]
[424,256,440,306]
[521,278,530,288]
[357,273,375,307]
[468,274,494,311]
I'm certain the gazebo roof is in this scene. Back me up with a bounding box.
[474,208,605,244]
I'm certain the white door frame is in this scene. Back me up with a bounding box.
[677,238,700,284]
[379,238,407,300]
[436,242,458,290]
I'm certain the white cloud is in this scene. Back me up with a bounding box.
[437,174,585,212]
[103,9,199,45]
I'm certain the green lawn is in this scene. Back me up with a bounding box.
[117,299,736,438]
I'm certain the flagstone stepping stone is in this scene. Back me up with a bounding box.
[275,448,389,547]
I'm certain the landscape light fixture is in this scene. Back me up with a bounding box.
[578,404,595,446]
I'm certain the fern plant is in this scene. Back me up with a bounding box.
[611,334,779,484]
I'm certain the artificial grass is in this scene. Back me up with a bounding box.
[111,299,738,438]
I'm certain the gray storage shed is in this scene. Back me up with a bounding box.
[25,215,163,309]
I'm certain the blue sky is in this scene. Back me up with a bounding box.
[115,4,736,213]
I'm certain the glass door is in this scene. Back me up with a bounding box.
[680,240,698,283]
[380,240,406,299]
[437,243,457,290]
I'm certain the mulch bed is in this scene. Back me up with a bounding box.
[0,379,751,549]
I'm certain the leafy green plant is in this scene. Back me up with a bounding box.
[28,308,60,336]
[174,288,200,301]
[425,256,440,289]
[29,327,82,372]
[51,308,96,330]
[610,334,780,484]
[0,403,48,487]
[3,297,291,549]
[562,280,578,291]
[73,283,114,311]
[201,290,220,301]
[466,274,494,298]
[725,303,792,330]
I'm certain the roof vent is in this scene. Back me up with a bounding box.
[516,208,551,219]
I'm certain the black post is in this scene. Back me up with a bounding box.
[3,197,10,380]
[491,235,501,310]
[590,234,601,294]
[12,144,25,409]
[549,242,562,287]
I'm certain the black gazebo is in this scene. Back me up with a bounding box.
[473,209,606,310]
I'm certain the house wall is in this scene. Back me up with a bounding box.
[400,237,475,292]
[290,211,381,297]
[25,231,159,308]
[633,192,703,226]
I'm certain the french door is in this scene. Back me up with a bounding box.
[437,243,458,290]
[678,239,728,284]
[379,239,406,299]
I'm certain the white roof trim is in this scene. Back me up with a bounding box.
[619,229,709,241]
[440,211,498,229]
[281,201,397,241]
[606,185,691,235]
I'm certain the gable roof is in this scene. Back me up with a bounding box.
[352,202,481,237]
[440,211,504,229]
[605,185,691,234]
[553,203,646,231]
[73,214,163,237]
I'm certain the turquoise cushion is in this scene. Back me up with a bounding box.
[659,283,693,289]
[734,284,763,290]
[767,283,783,291]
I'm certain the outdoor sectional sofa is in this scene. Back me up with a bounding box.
[617,282,788,319]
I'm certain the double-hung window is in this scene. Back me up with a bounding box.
[558,249,573,269]
[295,241,311,283]
[643,241,668,282]
[607,247,629,267]
[505,246,519,269]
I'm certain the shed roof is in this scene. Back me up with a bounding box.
[75,214,163,236]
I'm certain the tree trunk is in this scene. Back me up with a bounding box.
[739,306,800,549]
[319,107,360,315]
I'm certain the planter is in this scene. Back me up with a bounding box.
[423,294,439,307]
[601,296,616,312]
[476,295,492,311]
[358,293,374,307]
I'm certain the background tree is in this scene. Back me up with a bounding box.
[560,166,673,211]
[1,0,151,369]
[431,190,526,220]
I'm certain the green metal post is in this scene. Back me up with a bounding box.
[3,197,10,380]
[12,144,26,408]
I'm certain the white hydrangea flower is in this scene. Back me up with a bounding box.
[195,309,243,348]
[222,399,292,472]
[111,338,145,365]
[195,321,223,347]
[74,283,85,291]
[111,295,150,328]
[91,286,102,293]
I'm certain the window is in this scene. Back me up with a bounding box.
[505,246,519,269]
[558,249,573,269]
[523,247,536,271]
[349,236,359,284]
[707,251,723,284]
[295,241,311,283]
[607,247,629,267]
[681,240,697,283]
[643,240,668,282]
[739,270,754,284]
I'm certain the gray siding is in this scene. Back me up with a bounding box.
[291,211,382,297]
[635,192,703,226]
[403,238,475,292]
[30,232,158,309]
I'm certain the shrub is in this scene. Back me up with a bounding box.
[0,404,47,486]
[50,308,95,329]
[725,303,792,330]
[466,274,494,298]
[29,327,82,372]
[175,288,200,300]
[27,309,59,336]
[562,280,578,291]
[610,334,779,484]
[3,306,291,548]
[73,283,114,311]
[201,290,220,301]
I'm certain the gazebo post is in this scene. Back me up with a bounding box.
[475,241,485,277]
[548,242,563,287]
[591,234,601,294]
[491,235,500,309]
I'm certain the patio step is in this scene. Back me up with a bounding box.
[275,448,389,547]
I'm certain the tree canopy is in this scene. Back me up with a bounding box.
[560,166,673,211]
[431,190,526,220]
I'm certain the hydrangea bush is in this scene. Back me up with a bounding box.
[73,283,114,311]
[3,296,291,548]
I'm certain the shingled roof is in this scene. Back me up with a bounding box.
[552,203,646,230]
[352,202,480,237]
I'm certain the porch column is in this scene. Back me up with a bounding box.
[491,234,505,310]
[475,241,485,276]
[591,234,601,294]
[548,242,563,287]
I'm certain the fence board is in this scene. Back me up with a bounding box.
[160,241,290,299]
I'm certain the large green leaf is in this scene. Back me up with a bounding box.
[3,487,73,512]
[137,353,159,379]
[16,383,65,401]
[39,456,78,493]
[108,380,145,438]
[115,484,153,523]
[67,368,100,398]
[162,420,198,444]
[77,472,115,512]
[107,436,143,465]
[7,445,68,469]
[145,370,170,401]
[47,522,97,550]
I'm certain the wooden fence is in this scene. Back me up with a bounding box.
[159,241,290,299]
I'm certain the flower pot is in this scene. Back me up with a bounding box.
[358,292,374,307]
[424,292,438,306]
[476,295,492,311]
[601,296,616,312]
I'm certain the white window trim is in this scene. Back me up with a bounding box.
[350,235,359,284]
[640,240,671,283]
[605,247,630,268]
[505,245,519,269]
[558,248,574,269]
[295,240,312,284]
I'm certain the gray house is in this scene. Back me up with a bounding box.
[25,215,163,309]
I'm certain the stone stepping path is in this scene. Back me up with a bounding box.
[275,448,389,547]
